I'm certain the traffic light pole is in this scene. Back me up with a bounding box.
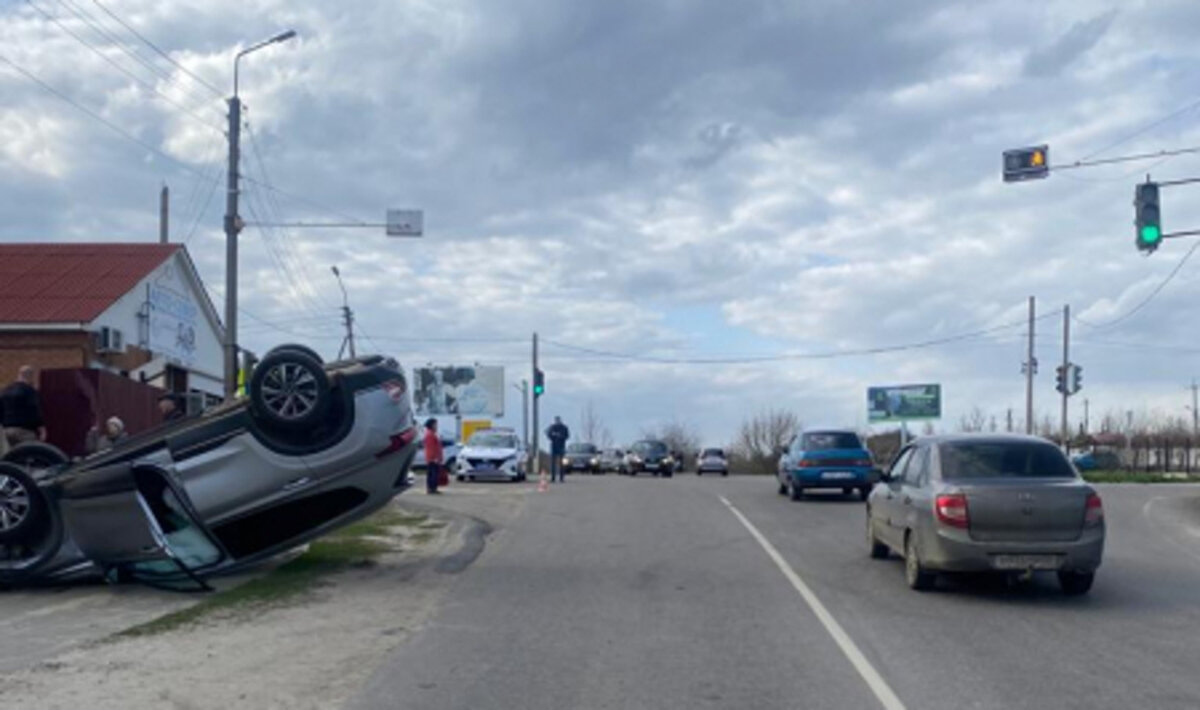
[1061,305,1070,453]
[1025,296,1035,435]
[531,332,539,476]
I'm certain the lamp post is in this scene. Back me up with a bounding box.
[223,29,297,399]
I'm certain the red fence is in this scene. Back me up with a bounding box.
[39,368,163,458]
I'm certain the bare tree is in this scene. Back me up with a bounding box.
[958,407,987,433]
[579,401,606,446]
[730,409,802,475]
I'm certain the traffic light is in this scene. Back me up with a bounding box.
[533,368,545,398]
[1135,181,1162,253]
[1003,145,1050,182]
[1055,365,1066,395]
[1071,364,1083,395]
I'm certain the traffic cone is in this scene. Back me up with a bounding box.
[538,469,549,492]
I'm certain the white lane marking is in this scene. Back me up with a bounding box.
[719,495,906,710]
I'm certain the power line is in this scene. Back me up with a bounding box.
[1074,241,1200,331]
[542,313,1061,365]
[0,50,210,180]
[89,0,224,98]
[25,0,224,134]
[1078,94,1200,163]
[240,174,369,225]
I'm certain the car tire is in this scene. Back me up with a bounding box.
[1058,571,1095,596]
[904,533,935,591]
[721,470,728,477]
[456,475,465,482]
[266,343,324,365]
[249,350,332,432]
[867,515,889,559]
[789,480,803,501]
[3,442,69,473]
[0,462,51,544]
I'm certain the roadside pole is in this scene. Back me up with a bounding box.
[531,333,539,477]
[521,379,530,451]
[1025,296,1035,435]
[1060,305,1070,452]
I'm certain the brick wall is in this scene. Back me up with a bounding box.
[0,332,90,382]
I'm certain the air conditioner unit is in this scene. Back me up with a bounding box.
[96,326,125,353]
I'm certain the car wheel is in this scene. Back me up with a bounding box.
[0,462,50,544]
[249,350,332,432]
[456,475,465,482]
[721,470,728,477]
[696,470,702,476]
[266,343,324,365]
[904,533,935,591]
[867,514,889,559]
[1058,571,1095,596]
[789,480,803,501]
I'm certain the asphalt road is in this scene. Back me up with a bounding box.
[349,475,1200,710]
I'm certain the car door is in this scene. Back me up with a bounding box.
[876,446,914,549]
[896,445,932,541]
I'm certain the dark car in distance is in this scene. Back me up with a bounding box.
[625,440,674,477]
[563,443,601,474]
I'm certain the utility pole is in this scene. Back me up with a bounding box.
[521,379,529,450]
[1083,398,1090,436]
[1191,380,1198,440]
[1060,304,1070,452]
[159,184,169,244]
[1024,296,1036,434]
[331,266,355,359]
[223,92,242,398]
[531,333,539,476]
[1006,408,1013,433]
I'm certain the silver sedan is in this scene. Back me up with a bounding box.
[866,434,1105,595]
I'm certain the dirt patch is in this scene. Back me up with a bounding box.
[0,502,461,710]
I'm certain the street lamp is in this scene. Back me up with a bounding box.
[224,29,298,399]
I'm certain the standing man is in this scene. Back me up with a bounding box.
[1,365,46,449]
[423,418,444,495]
[546,415,570,483]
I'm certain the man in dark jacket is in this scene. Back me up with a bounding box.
[1,365,45,449]
[546,416,570,483]
[158,393,186,423]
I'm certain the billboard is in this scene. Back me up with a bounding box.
[867,384,941,423]
[413,365,504,417]
[147,261,200,367]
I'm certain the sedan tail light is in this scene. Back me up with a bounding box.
[935,493,969,529]
[854,459,873,467]
[1084,493,1104,526]
[797,459,820,468]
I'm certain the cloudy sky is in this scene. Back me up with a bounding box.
[4,0,1200,446]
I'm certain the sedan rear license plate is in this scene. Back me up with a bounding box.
[821,471,854,480]
[991,554,1063,570]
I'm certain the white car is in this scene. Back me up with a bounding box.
[456,428,527,482]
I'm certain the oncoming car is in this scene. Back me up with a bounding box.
[456,428,526,482]
[624,440,674,477]
[0,346,417,590]
[866,434,1105,595]
[563,443,601,474]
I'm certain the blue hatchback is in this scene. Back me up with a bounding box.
[777,429,876,501]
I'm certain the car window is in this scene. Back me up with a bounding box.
[633,441,667,454]
[566,443,596,453]
[701,448,724,458]
[888,447,914,481]
[905,447,930,487]
[940,441,1077,480]
[801,432,863,450]
[469,432,518,448]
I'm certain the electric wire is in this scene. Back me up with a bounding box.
[89,0,224,97]
[1073,241,1200,331]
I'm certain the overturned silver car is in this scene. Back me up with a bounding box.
[0,346,418,590]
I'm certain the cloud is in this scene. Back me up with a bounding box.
[1024,11,1118,77]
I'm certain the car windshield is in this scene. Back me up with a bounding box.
[633,441,667,455]
[940,441,1077,480]
[802,432,862,451]
[701,449,724,458]
[566,443,597,454]
[468,432,518,448]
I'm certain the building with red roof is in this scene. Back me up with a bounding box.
[0,242,225,399]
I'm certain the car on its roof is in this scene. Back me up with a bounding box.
[777,429,875,500]
[0,345,417,590]
[866,434,1105,595]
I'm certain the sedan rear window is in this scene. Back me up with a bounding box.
[567,443,597,453]
[940,441,1076,480]
[802,432,862,450]
[701,448,724,458]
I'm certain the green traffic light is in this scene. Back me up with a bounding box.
[1140,224,1161,244]
[533,386,544,395]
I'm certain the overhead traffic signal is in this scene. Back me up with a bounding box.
[533,368,545,398]
[1003,145,1050,182]
[1055,365,1067,395]
[1135,181,1162,253]
[1071,364,1083,395]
